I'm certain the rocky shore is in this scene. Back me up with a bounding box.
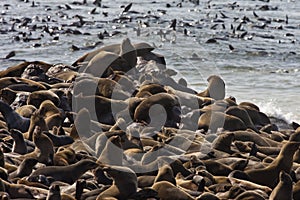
[0,38,299,200]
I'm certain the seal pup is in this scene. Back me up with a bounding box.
[198,75,225,100]
[0,99,30,132]
[96,165,137,200]
[28,159,98,184]
[269,170,293,200]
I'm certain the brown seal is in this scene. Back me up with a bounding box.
[0,88,17,105]
[96,165,137,200]
[16,104,37,118]
[269,170,293,200]
[212,132,235,154]
[97,135,123,166]
[0,61,52,78]
[135,83,167,98]
[47,184,61,200]
[72,39,154,67]
[26,108,49,141]
[83,38,137,77]
[225,106,258,132]
[152,180,194,200]
[198,75,225,100]
[28,159,98,184]
[27,90,60,108]
[196,192,220,200]
[32,126,54,165]
[293,179,300,200]
[239,105,271,127]
[234,191,265,200]
[0,99,30,133]
[53,147,76,166]
[134,93,181,128]
[9,157,38,179]
[198,111,247,133]
[244,140,300,188]
[154,164,176,185]
[9,129,27,154]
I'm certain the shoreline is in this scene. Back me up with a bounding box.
[0,38,299,199]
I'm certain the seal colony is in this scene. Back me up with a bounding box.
[0,38,299,200]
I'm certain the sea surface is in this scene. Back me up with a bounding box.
[0,0,299,123]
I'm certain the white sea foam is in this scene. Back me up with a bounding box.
[257,101,299,124]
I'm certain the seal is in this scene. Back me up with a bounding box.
[0,61,52,78]
[0,88,17,105]
[32,126,54,165]
[234,191,265,200]
[46,184,61,200]
[9,157,38,179]
[196,192,220,200]
[28,159,98,184]
[83,38,137,77]
[134,93,181,128]
[225,106,258,132]
[72,39,154,67]
[135,83,167,98]
[198,75,225,100]
[212,132,235,154]
[9,129,27,154]
[244,140,300,188]
[198,111,247,133]
[96,165,137,200]
[26,108,49,141]
[293,179,300,200]
[53,147,76,166]
[154,164,176,185]
[97,135,123,166]
[152,180,194,200]
[269,170,293,200]
[27,90,60,108]
[16,104,37,118]
[239,105,271,127]
[0,99,30,132]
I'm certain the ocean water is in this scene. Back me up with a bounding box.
[0,0,299,123]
